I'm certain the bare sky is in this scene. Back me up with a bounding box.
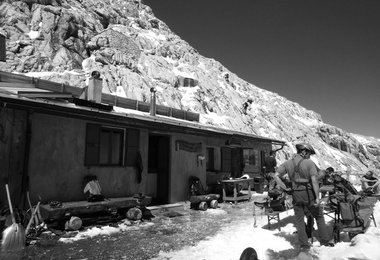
[144,0,380,138]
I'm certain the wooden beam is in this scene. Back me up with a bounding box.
[39,196,152,221]
[0,82,36,88]
[17,91,73,98]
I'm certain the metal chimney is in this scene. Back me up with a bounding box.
[87,71,102,103]
[150,87,157,116]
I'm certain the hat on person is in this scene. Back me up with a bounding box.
[295,143,316,155]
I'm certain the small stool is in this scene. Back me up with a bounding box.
[266,211,281,231]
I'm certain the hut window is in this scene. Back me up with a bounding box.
[243,149,256,166]
[85,124,139,166]
[99,127,124,165]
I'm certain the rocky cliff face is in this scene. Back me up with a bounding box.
[1,0,379,177]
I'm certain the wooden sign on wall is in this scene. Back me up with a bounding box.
[175,140,202,153]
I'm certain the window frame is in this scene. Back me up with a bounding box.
[98,126,126,166]
[243,148,257,167]
[85,123,139,167]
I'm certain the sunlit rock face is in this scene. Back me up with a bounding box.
[1,0,379,176]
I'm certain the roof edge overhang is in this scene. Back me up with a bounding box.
[0,94,285,145]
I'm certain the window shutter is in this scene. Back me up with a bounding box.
[221,147,231,172]
[260,150,266,173]
[85,124,100,166]
[125,129,140,166]
[206,148,215,171]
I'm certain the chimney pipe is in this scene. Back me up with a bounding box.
[87,71,102,103]
[150,87,157,116]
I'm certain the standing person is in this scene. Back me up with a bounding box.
[264,150,277,174]
[264,151,277,190]
[271,143,333,250]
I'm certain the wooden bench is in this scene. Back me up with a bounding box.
[40,196,152,222]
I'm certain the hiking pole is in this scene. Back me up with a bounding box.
[27,192,39,227]
[25,202,41,236]
[27,192,43,227]
[2,184,26,252]
[253,200,257,227]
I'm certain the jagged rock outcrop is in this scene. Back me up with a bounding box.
[0,0,379,175]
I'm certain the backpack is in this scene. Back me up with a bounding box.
[331,174,358,195]
[291,159,316,206]
[189,176,206,196]
[329,194,364,228]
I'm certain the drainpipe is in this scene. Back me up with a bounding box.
[273,143,286,153]
[150,87,157,116]
[20,111,32,208]
[0,33,5,62]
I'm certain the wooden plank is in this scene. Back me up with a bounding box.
[0,71,34,83]
[186,111,200,122]
[117,97,138,110]
[73,98,113,111]
[39,196,152,221]
[35,79,62,92]
[172,108,185,120]
[0,82,36,88]
[101,93,117,106]
[18,92,73,98]
[63,85,84,97]
[156,105,171,116]
[137,101,150,112]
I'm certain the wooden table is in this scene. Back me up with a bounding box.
[220,178,253,204]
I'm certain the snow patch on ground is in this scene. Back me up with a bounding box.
[151,202,380,260]
[178,86,199,108]
[292,114,319,127]
[59,221,154,243]
[352,133,380,144]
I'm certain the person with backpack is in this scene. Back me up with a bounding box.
[263,150,277,191]
[271,143,334,250]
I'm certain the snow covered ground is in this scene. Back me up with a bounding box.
[57,195,380,260]
[150,202,380,260]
